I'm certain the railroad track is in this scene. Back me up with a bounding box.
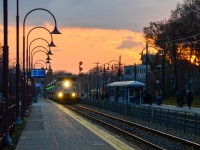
[65,104,200,150]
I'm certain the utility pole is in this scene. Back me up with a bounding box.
[118,55,121,81]
[134,63,137,81]
[161,46,166,98]
[94,62,100,99]
[173,26,178,92]
[146,41,148,92]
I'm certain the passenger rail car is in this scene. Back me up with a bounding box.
[46,75,78,104]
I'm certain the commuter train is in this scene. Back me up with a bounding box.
[46,74,78,104]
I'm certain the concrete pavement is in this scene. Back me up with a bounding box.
[16,98,137,150]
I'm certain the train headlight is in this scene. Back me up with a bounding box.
[71,92,76,97]
[64,80,70,88]
[58,92,63,98]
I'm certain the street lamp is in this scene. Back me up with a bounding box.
[31,46,51,69]
[46,55,51,61]
[29,38,54,55]
[29,49,51,106]
[140,43,159,93]
[34,59,47,70]
[31,50,50,67]
[27,26,56,49]
[108,59,121,81]
[25,27,55,109]
[29,47,51,105]
[100,63,112,99]
[29,38,54,70]
[108,60,122,102]
[46,60,51,64]
[27,27,55,72]
[15,0,21,125]
[22,8,61,115]
[34,64,44,69]
[2,0,13,144]
[34,61,48,70]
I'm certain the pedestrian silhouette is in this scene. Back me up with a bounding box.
[186,90,193,109]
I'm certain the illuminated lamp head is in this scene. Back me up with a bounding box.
[71,92,76,97]
[64,80,70,88]
[58,92,63,98]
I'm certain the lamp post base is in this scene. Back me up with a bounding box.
[15,117,22,124]
[6,132,13,145]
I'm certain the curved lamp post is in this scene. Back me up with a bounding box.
[2,0,13,144]
[34,60,49,69]
[31,50,50,68]
[27,27,55,72]
[34,64,44,69]
[31,46,52,69]
[27,26,56,49]
[29,38,53,70]
[22,8,61,117]
[34,62,48,70]
[15,0,21,125]
[140,44,159,93]
[108,60,121,81]
[100,63,112,98]
[108,59,122,102]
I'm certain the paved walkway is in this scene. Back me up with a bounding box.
[16,99,137,150]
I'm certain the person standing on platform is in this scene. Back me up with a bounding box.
[186,90,193,109]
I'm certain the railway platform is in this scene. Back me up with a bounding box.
[15,98,137,150]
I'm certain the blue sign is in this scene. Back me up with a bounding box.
[31,69,45,78]
[35,83,42,87]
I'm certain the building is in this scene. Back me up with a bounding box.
[124,64,149,83]
[123,53,156,83]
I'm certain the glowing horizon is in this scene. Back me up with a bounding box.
[0,24,146,74]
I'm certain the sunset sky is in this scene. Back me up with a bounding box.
[0,0,183,74]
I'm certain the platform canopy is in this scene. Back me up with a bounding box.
[107,81,145,87]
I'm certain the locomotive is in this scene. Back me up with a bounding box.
[46,74,78,104]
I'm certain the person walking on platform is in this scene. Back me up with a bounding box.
[186,90,193,109]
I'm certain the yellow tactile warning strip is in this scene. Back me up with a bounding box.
[53,102,136,150]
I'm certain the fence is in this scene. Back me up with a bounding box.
[79,99,200,136]
[0,97,16,147]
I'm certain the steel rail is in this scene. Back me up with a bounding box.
[75,105,200,149]
[65,105,164,150]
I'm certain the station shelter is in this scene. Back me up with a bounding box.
[106,81,145,104]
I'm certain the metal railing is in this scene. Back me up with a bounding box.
[79,99,200,136]
[0,97,16,147]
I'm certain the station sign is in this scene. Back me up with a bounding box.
[31,69,45,78]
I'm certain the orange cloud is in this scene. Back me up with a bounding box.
[0,24,145,74]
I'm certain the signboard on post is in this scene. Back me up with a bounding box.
[31,69,45,78]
